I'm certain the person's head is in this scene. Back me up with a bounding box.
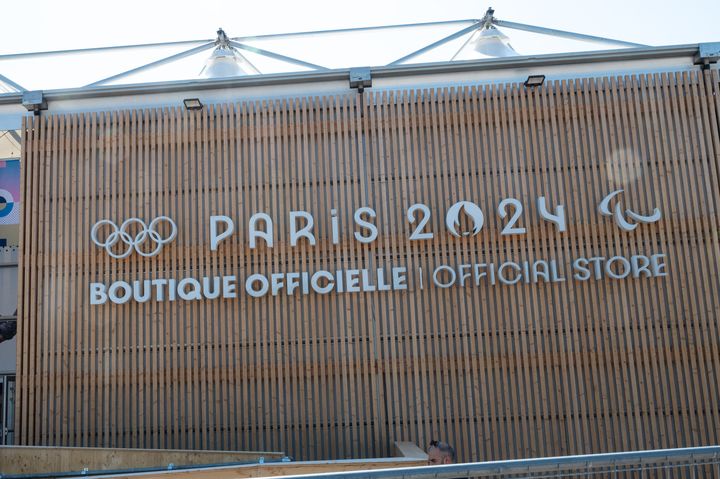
[427,440,456,465]
[0,320,16,343]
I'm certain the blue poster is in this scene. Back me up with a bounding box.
[0,159,20,247]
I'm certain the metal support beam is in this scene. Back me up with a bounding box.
[0,73,26,92]
[0,40,212,61]
[449,34,476,61]
[388,23,481,65]
[85,42,216,87]
[0,20,479,61]
[229,41,329,71]
[494,19,647,48]
[234,19,478,42]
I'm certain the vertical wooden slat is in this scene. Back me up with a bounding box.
[475,85,500,461]
[554,80,596,454]
[168,106,179,449]
[316,96,331,456]
[656,72,694,445]
[546,79,575,455]
[18,114,29,445]
[80,112,91,447]
[604,77,642,450]
[141,109,151,447]
[459,86,481,458]
[122,109,131,448]
[16,115,30,445]
[68,112,80,447]
[643,72,681,449]
[673,72,706,443]
[101,111,112,448]
[283,98,299,456]
[698,70,720,433]
[684,72,719,442]
[167,106,181,449]
[523,83,542,455]
[352,93,374,457]
[132,108,142,450]
[152,107,164,448]
[218,103,231,451]
[178,106,191,449]
[57,112,68,447]
[192,106,204,450]
[43,113,59,446]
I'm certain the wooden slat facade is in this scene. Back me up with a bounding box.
[16,69,720,461]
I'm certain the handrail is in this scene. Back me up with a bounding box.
[271,446,720,479]
[1,446,718,478]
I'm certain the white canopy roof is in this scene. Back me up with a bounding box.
[0,8,646,92]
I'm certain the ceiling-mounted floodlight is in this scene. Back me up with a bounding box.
[469,8,518,58]
[524,75,546,87]
[449,8,519,61]
[470,25,519,57]
[183,98,204,110]
[201,28,259,78]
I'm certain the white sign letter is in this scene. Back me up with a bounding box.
[246,274,270,298]
[354,207,378,244]
[108,281,132,304]
[407,204,433,240]
[222,276,237,298]
[498,198,526,235]
[210,215,234,251]
[537,197,567,232]
[249,213,274,249]
[90,283,108,305]
[290,211,317,247]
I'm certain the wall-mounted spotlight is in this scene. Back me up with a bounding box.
[524,75,546,87]
[183,98,204,110]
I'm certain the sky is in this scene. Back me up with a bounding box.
[0,0,718,90]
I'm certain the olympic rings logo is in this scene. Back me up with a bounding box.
[91,216,177,259]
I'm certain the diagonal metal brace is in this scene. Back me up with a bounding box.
[85,42,216,87]
[228,41,329,71]
[494,19,646,48]
[0,73,27,92]
[388,22,481,65]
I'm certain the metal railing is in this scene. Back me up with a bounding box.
[275,446,720,479]
[2,446,718,478]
